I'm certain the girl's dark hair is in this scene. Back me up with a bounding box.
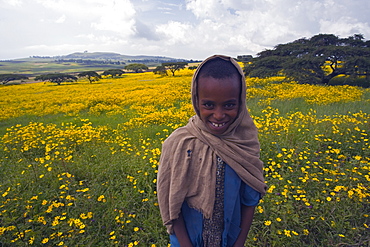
[197,57,240,79]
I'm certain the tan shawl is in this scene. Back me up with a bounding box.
[157,55,266,233]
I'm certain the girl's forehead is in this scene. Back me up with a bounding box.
[197,75,241,90]
[197,76,241,100]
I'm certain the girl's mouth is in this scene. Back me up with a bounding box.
[210,122,226,128]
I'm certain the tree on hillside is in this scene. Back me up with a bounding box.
[0,74,28,84]
[102,69,124,78]
[35,73,77,85]
[78,71,101,83]
[124,63,148,73]
[162,62,188,76]
[244,34,370,85]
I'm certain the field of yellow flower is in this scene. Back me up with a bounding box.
[1,69,369,246]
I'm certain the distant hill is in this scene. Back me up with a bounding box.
[30,52,190,64]
[0,52,198,76]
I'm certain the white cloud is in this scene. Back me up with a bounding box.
[1,0,370,60]
[55,14,66,24]
[183,0,370,54]
[34,0,137,36]
[90,0,136,36]
[320,17,370,38]
[2,0,22,7]
[156,21,193,45]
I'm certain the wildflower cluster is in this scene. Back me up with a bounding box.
[247,78,367,105]
[253,107,369,246]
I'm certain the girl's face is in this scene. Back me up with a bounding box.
[197,75,240,135]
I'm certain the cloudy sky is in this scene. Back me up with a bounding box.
[1,0,369,60]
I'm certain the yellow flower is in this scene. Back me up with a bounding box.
[284,229,291,237]
[134,227,140,231]
[354,155,362,160]
[264,220,272,226]
[97,195,106,202]
[41,238,49,244]
[28,236,35,244]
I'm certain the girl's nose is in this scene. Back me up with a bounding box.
[214,108,225,120]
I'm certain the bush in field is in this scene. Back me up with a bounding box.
[78,71,101,83]
[162,62,188,76]
[0,74,28,84]
[153,65,168,76]
[35,73,77,85]
[124,63,148,73]
[102,69,124,78]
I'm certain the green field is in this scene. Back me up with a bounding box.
[0,58,127,76]
[0,70,369,246]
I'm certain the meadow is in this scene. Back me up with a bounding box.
[0,69,369,246]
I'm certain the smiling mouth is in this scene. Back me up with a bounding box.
[211,122,226,128]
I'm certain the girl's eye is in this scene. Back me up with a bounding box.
[203,103,213,108]
[225,103,236,109]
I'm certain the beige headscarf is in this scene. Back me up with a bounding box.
[157,55,266,233]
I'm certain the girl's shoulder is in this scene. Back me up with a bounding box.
[163,126,192,144]
[161,126,198,154]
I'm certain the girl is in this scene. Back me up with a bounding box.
[157,55,266,247]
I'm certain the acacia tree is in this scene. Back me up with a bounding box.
[102,69,124,78]
[0,74,28,84]
[245,34,370,85]
[153,65,168,76]
[35,73,77,85]
[162,62,188,76]
[78,71,101,83]
[124,63,148,73]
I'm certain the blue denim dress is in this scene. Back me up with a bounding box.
[170,163,261,247]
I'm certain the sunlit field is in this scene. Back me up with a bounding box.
[1,69,369,246]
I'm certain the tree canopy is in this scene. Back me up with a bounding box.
[78,71,101,83]
[35,73,77,85]
[124,63,148,73]
[245,34,370,86]
[102,69,125,78]
[0,74,28,84]
[162,62,188,76]
[153,66,168,76]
